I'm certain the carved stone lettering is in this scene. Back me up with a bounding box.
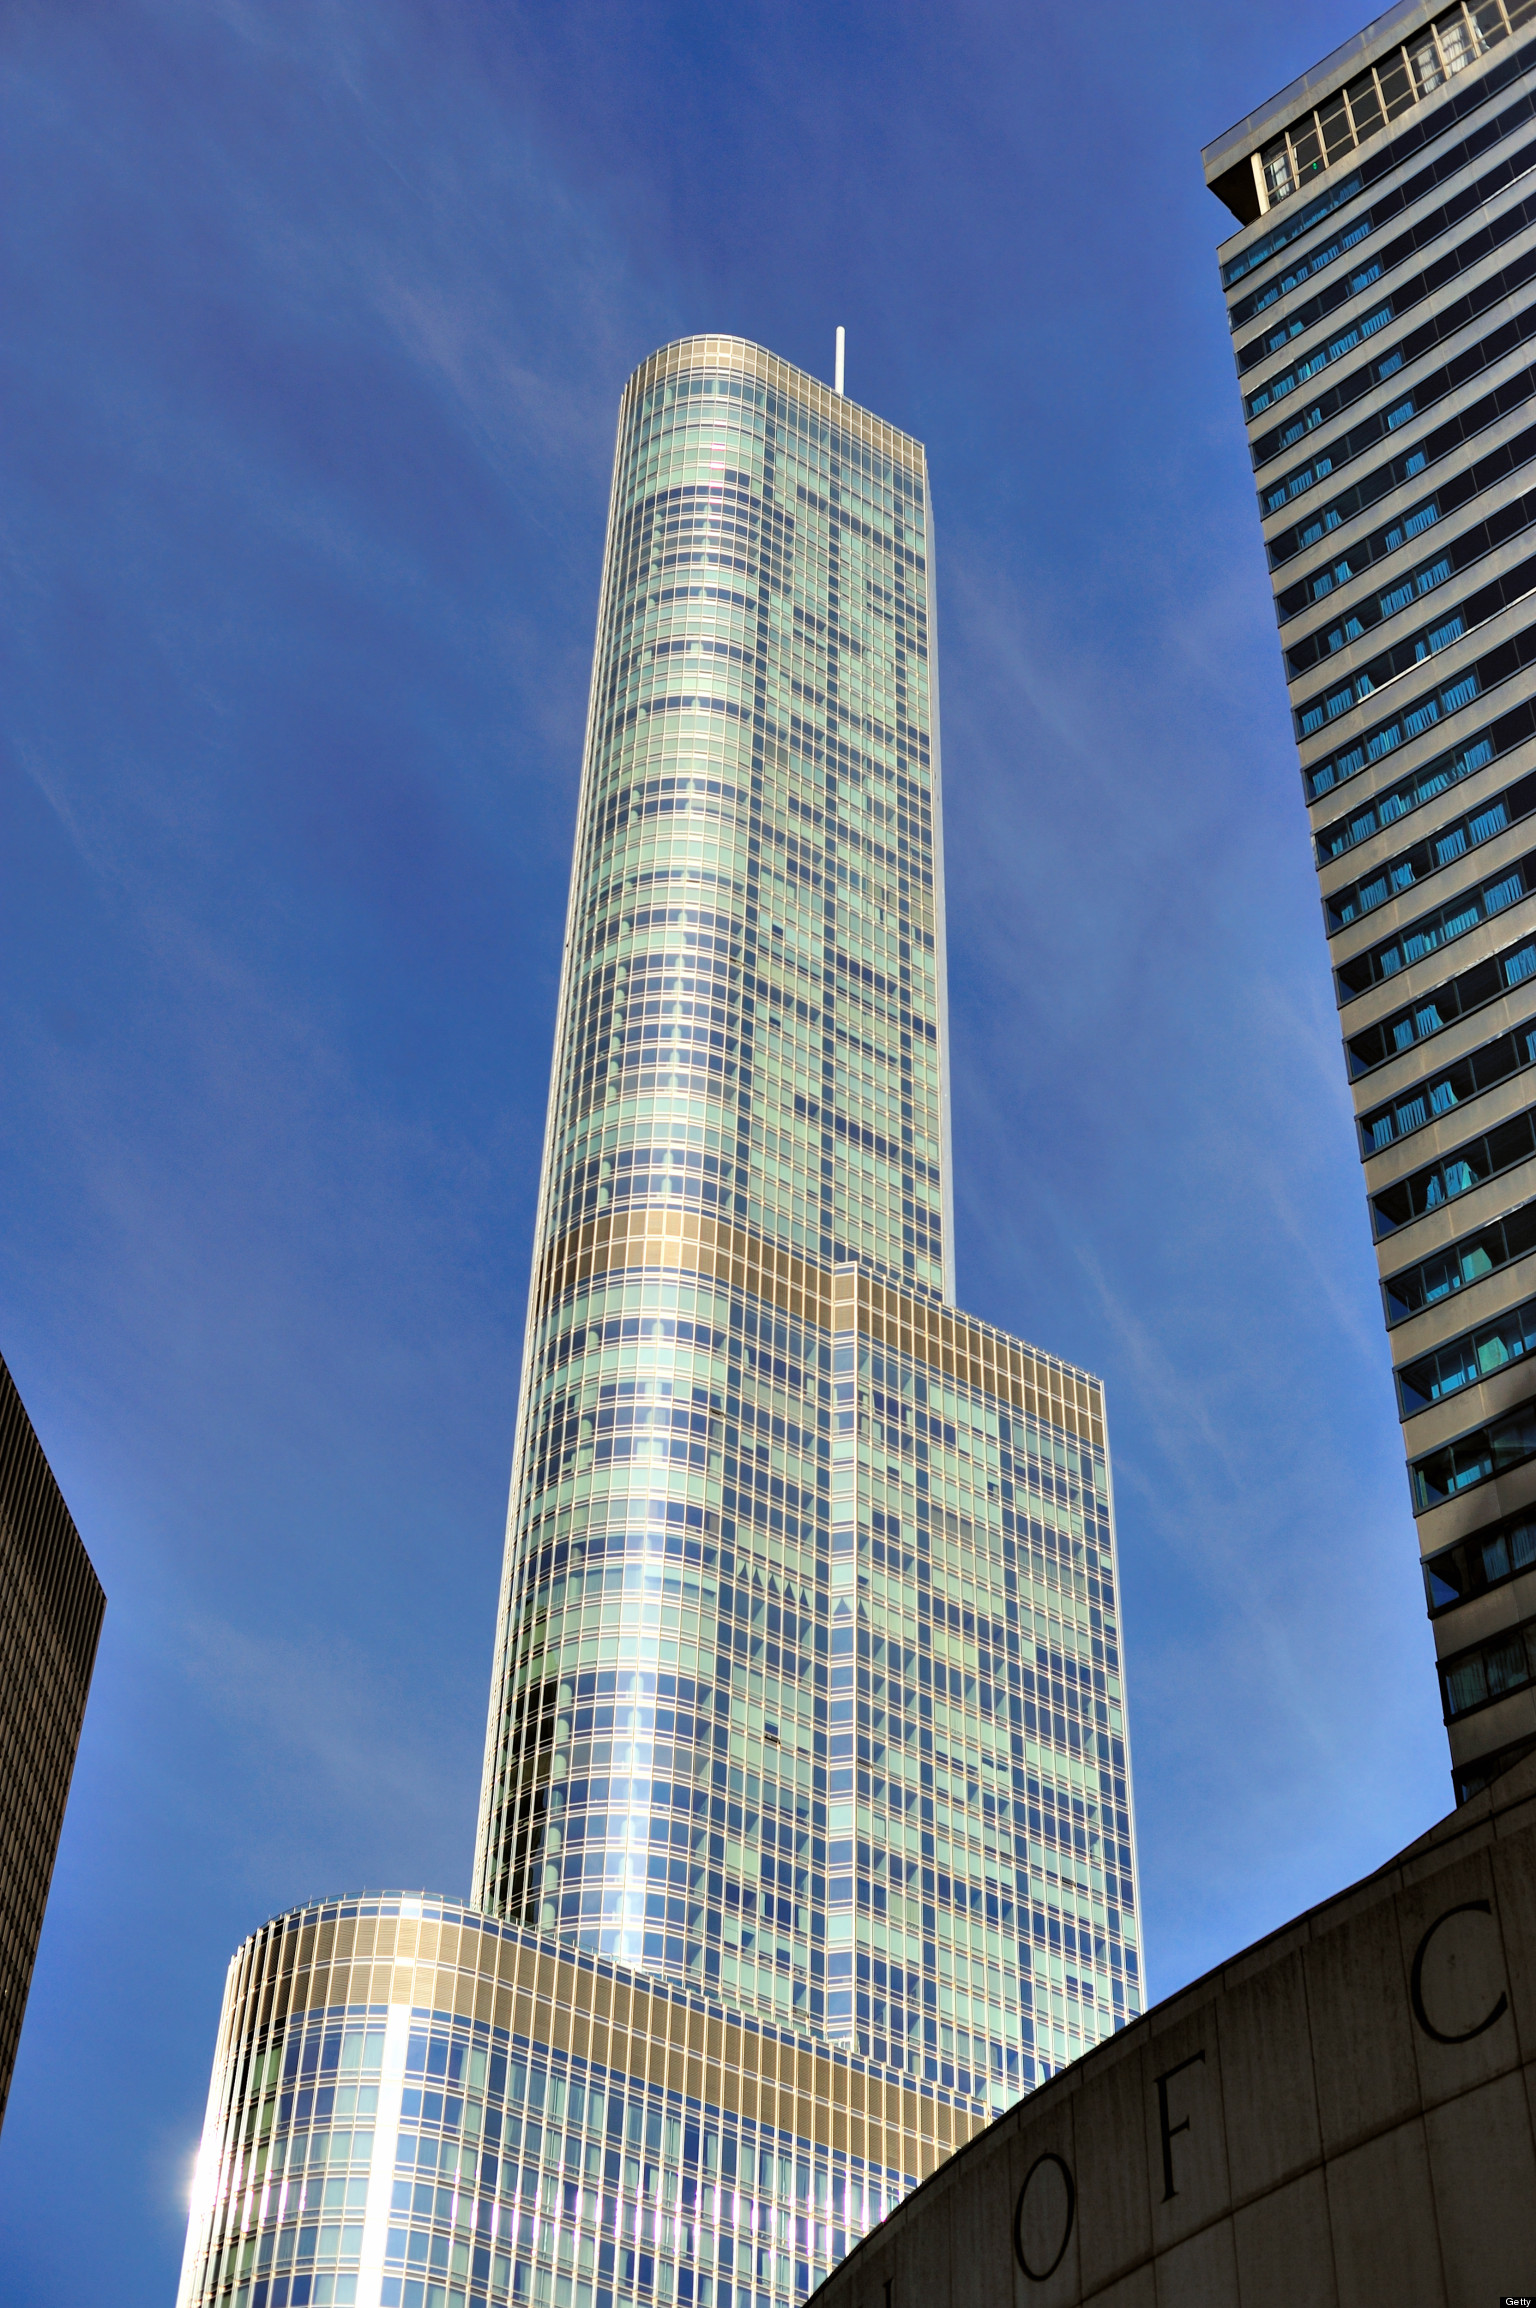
[1409,1899,1509,2046]
[1013,2150,1074,2282]
[1154,2050,1206,2202]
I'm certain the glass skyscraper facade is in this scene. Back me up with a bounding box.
[177,337,1142,2308]
[177,1893,977,2308]
[473,337,1138,2082]
[1205,1,1536,1800]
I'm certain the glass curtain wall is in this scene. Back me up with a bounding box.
[473,339,1140,2087]
[472,339,953,2024]
[175,1895,983,2308]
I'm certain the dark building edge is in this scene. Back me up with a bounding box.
[0,1348,105,2130]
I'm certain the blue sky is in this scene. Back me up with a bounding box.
[0,1,1450,2296]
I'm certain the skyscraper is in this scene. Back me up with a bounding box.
[472,334,1138,2077]
[1203,0,1536,1802]
[0,1346,104,2133]
[176,338,1142,2308]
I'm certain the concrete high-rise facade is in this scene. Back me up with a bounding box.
[176,339,1143,2308]
[1204,2,1536,1802]
[0,1347,104,2133]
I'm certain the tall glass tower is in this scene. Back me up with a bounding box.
[175,338,1142,2308]
[1204,1,1536,1803]
[472,334,1138,2070]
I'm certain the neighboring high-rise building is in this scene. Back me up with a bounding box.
[176,337,1142,2308]
[0,1347,104,2133]
[1203,1,1536,1803]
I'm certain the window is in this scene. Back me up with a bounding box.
[1345,926,1536,1075]
[1398,1290,1536,1412]
[1423,1513,1536,1612]
[1262,137,1296,206]
[1309,733,1485,863]
[1224,178,1365,290]
[1347,70,1386,143]
[1270,389,1514,574]
[1305,626,1530,802]
[1237,3,1519,221]
[1326,772,1536,933]
[1439,1616,1536,1718]
[1231,54,1534,324]
[1412,31,1448,96]
[1371,1103,1536,1236]
[1413,1394,1536,1509]
[1386,1193,1536,1322]
[1440,11,1480,71]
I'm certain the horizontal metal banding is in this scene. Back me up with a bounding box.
[535,1211,1104,1447]
[213,1908,982,2180]
[622,338,927,478]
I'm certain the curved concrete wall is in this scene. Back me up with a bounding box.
[807,1751,1536,2308]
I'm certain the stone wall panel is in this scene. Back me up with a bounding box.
[1304,1893,1420,2157]
[1213,1946,1319,2198]
[1325,2121,1446,2308]
[1229,2168,1336,2308]
[1072,2047,1151,2297]
[1147,2218,1238,2308]
[1422,2065,1536,2290]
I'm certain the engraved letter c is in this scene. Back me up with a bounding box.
[1409,1899,1508,2045]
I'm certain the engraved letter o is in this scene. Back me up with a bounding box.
[1013,2151,1075,2283]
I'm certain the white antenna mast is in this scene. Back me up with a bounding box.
[834,326,845,396]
